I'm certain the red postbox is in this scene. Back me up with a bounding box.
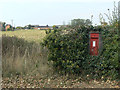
[90,33,99,56]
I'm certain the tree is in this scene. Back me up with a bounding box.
[16,26,24,30]
[70,19,92,27]
[85,19,92,26]
[28,24,32,29]
[53,25,58,30]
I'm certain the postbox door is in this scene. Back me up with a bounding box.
[90,39,99,55]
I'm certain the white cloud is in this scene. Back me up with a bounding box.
[0,0,119,3]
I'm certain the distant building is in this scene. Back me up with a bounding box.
[24,24,68,30]
[37,26,50,30]
[55,25,62,28]
[55,25,68,29]
[25,25,52,30]
[31,25,39,29]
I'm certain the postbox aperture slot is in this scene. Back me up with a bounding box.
[91,37,98,39]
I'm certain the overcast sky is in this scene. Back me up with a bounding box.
[0,0,119,27]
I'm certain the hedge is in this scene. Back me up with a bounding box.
[42,25,119,80]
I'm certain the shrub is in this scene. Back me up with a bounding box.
[100,27,119,79]
[42,25,119,80]
[83,26,119,80]
[42,26,92,74]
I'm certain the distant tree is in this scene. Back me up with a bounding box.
[24,26,28,29]
[85,19,92,25]
[70,19,92,27]
[13,27,15,30]
[16,26,24,30]
[7,28,11,31]
[53,25,58,30]
[28,24,32,29]
[6,25,12,31]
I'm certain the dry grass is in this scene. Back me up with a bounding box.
[2,30,54,77]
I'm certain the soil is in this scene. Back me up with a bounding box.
[2,74,120,88]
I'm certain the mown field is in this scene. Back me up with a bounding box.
[2,30,120,88]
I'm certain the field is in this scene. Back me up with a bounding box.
[2,29,46,43]
[2,30,120,88]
